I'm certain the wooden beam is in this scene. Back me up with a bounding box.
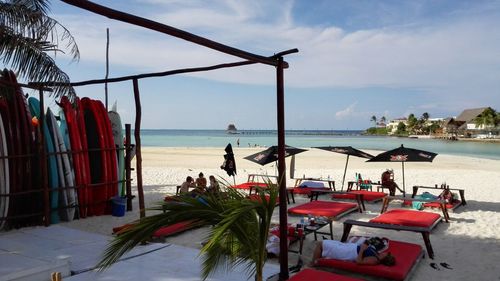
[30,60,257,87]
[61,0,282,66]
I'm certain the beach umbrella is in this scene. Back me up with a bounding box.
[367,144,437,195]
[221,143,237,177]
[314,146,374,191]
[244,145,307,166]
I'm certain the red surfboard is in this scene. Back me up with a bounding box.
[81,98,109,216]
[60,96,89,218]
[75,97,93,216]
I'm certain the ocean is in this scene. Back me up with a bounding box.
[138,129,500,160]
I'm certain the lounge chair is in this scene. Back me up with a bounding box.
[412,185,466,212]
[331,190,387,209]
[341,197,445,259]
[112,220,199,239]
[290,178,335,195]
[316,239,423,281]
[288,201,360,240]
[288,268,364,281]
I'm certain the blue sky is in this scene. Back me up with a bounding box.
[43,0,500,130]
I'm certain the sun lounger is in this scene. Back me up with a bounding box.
[288,201,360,218]
[288,201,360,240]
[316,239,424,281]
[412,185,466,211]
[341,208,442,259]
[112,220,198,239]
[382,196,450,222]
[231,182,268,190]
[333,190,386,202]
[289,268,364,281]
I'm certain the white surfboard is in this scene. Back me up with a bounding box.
[108,102,124,196]
[47,108,76,221]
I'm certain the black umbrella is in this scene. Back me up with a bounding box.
[367,144,437,194]
[244,145,307,166]
[314,146,374,191]
[221,143,237,177]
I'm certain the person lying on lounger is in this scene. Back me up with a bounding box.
[311,238,395,266]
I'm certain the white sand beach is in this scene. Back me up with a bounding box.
[61,147,500,281]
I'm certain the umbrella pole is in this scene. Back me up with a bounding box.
[341,155,349,191]
[402,162,405,196]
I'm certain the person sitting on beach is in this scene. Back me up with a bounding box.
[207,175,220,193]
[179,176,196,193]
[438,188,454,203]
[311,238,395,266]
[196,172,207,189]
[381,169,399,196]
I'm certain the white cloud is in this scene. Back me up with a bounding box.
[335,102,358,119]
[52,0,500,116]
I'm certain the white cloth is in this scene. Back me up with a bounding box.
[322,240,358,261]
[266,234,281,256]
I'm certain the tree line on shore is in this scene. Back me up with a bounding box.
[366,108,499,136]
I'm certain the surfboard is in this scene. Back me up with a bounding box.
[81,98,109,216]
[2,69,22,227]
[95,100,118,207]
[0,95,14,229]
[58,107,79,219]
[60,96,88,218]
[0,113,9,229]
[47,108,76,221]
[74,97,92,216]
[28,97,60,224]
[108,102,125,196]
[4,69,38,227]
[95,100,117,213]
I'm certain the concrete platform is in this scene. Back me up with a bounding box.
[0,225,279,281]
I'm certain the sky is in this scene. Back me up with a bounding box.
[38,0,500,130]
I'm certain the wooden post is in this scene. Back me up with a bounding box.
[105,28,110,110]
[125,124,132,211]
[132,79,145,218]
[276,57,288,280]
[39,88,50,226]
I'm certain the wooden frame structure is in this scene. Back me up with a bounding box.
[30,1,299,279]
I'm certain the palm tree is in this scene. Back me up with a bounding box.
[0,0,79,97]
[370,115,377,127]
[97,183,278,281]
[474,107,498,129]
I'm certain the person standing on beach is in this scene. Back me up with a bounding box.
[237,138,240,147]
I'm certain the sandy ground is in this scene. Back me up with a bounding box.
[62,147,500,281]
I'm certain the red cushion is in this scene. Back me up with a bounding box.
[152,221,194,237]
[289,269,363,281]
[332,190,386,202]
[231,182,268,190]
[248,194,279,204]
[288,201,358,218]
[423,201,460,209]
[292,187,328,195]
[316,240,422,281]
[370,209,441,228]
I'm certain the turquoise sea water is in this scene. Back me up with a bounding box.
[139,130,500,160]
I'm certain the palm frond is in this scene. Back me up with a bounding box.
[97,183,279,281]
[0,26,75,97]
